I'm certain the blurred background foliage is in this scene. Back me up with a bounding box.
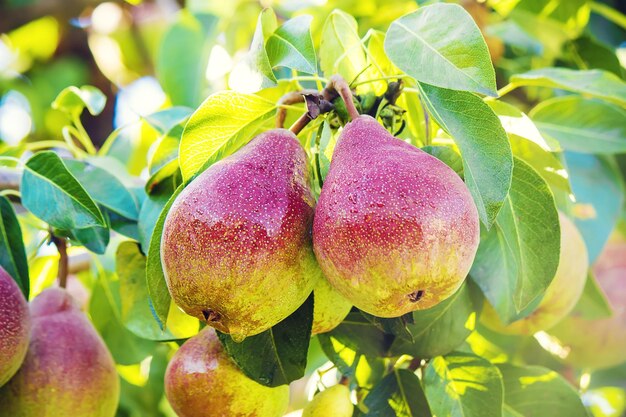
[0,0,625,416]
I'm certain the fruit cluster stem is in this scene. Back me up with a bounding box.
[327,75,360,121]
[51,234,69,289]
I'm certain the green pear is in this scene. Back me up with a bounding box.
[302,385,353,417]
[549,233,626,369]
[0,266,30,387]
[0,287,119,416]
[482,212,588,335]
[312,278,352,335]
[161,129,321,340]
[313,115,480,317]
[164,326,289,417]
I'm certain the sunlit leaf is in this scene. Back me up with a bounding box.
[266,15,317,74]
[0,196,29,298]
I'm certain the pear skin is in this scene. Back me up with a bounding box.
[482,213,588,335]
[161,129,321,340]
[0,267,30,387]
[312,278,352,335]
[313,115,480,317]
[549,234,626,369]
[302,385,353,417]
[0,288,119,416]
[164,327,289,417]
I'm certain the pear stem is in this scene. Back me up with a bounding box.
[328,75,359,121]
[51,234,68,289]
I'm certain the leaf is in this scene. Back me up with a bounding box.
[179,91,277,181]
[565,152,624,263]
[148,125,183,176]
[421,146,464,178]
[266,15,317,74]
[156,11,216,107]
[0,196,29,298]
[319,10,368,83]
[142,106,193,135]
[52,85,106,117]
[423,352,504,417]
[570,35,624,77]
[471,158,560,323]
[364,369,432,417]
[72,223,110,255]
[511,68,626,106]
[385,4,496,96]
[229,9,277,93]
[569,272,613,320]
[116,241,198,341]
[64,159,139,220]
[497,364,587,417]
[145,185,184,328]
[90,278,156,365]
[390,282,482,359]
[137,195,169,253]
[21,151,106,231]
[418,84,513,227]
[217,295,313,387]
[530,97,626,154]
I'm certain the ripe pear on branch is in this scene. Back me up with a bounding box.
[0,287,119,416]
[313,77,480,318]
[164,327,289,417]
[0,266,30,387]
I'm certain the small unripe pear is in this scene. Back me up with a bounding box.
[482,213,588,335]
[0,287,119,416]
[313,115,479,317]
[550,234,626,369]
[312,278,352,335]
[302,385,353,417]
[161,129,321,340]
[165,327,289,417]
[0,267,30,387]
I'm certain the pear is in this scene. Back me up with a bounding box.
[161,129,321,340]
[482,212,588,335]
[302,385,353,417]
[312,278,352,335]
[0,287,119,416]
[549,233,626,369]
[313,115,480,317]
[0,267,31,387]
[164,326,289,417]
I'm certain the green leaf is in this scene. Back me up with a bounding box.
[511,68,626,106]
[179,91,277,181]
[138,195,169,253]
[423,352,504,417]
[471,158,560,323]
[497,364,587,417]
[390,282,482,359]
[145,185,184,329]
[72,223,110,255]
[229,8,277,93]
[487,100,569,193]
[385,4,496,96]
[0,196,29,298]
[21,151,106,231]
[116,241,198,341]
[148,125,183,176]
[319,9,369,83]
[418,84,513,227]
[421,146,464,178]
[217,294,313,387]
[142,107,193,136]
[530,97,626,154]
[52,85,106,117]
[565,152,624,263]
[364,369,432,417]
[157,11,216,107]
[319,311,393,359]
[266,15,317,74]
[64,159,139,221]
[90,278,156,365]
[569,272,613,320]
[570,35,624,77]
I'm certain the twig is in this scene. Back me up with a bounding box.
[277,89,318,128]
[51,234,69,289]
[0,168,20,191]
[327,75,360,121]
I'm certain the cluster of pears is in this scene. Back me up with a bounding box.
[0,267,119,416]
[161,85,480,415]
